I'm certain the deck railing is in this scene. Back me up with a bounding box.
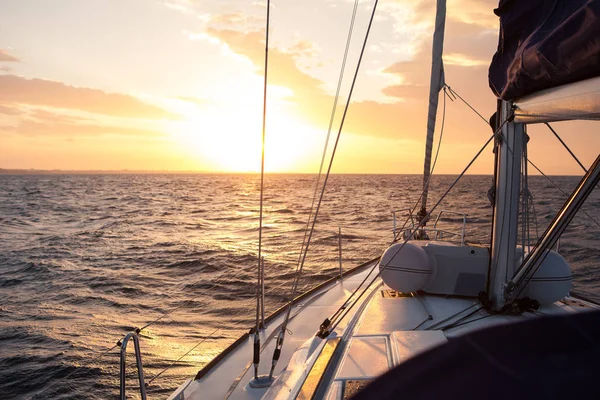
[119,331,147,400]
[392,209,467,246]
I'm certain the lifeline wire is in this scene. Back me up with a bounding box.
[137,277,223,334]
[146,328,220,387]
[27,267,231,399]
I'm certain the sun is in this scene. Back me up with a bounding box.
[174,86,324,173]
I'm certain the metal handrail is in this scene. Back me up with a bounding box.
[393,209,467,246]
[392,208,415,238]
[119,332,147,400]
[432,210,467,245]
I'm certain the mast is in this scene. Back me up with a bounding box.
[418,0,446,225]
[489,101,524,310]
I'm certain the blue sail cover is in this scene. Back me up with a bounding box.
[489,0,600,100]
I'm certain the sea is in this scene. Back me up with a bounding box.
[1,173,598,399]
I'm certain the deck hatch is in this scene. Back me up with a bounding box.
[391,331,447,365]
[337,337,389,379]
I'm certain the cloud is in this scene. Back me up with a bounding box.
[0,105,20,115]
[207,28,325,94]
[0,49,19,62]
[0,75,178,120]
[447,0,499,29]
[2,120,165,138]
[284,40,320,60]
[164,0,196,14]
[398,0,499,30]
[197,1,500,142]
[210,12,261,28]
[444,53,488,67]
[0,108,166,138]
[184,30,222,45]
[28,108,90,124]
[206,26,428,139]
[173,96,210,106]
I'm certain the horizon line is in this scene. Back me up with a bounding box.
[0,168,585,177]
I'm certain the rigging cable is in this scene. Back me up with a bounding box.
[332,87,450,332]
[442,311,491,331]
[267,0,379,379]
[506,153,600,308]
[252,0,271,381]
[545,123,588,173]
[266,0,362,380]
[528,159,600,230]
[445,84,488,124]
[394,86,449,243]
[439,88,518,300]
[424,303,479,330]
[321,112,514,335]
[546,122,600,193]
[445,88,599,225]
[332,85,474,330]
[320,123,507,337]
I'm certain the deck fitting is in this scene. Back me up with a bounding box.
[248,374,274,388]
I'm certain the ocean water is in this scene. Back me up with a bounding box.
[0,173,598,399]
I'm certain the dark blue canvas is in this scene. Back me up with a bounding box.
[489,0,600,100]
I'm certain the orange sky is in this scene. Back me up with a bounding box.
[0,0,598,175]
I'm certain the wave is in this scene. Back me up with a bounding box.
[0,173,598,399]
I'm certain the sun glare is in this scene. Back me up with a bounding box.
[174,91,323,173]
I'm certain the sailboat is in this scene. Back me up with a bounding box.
[119,1,600,399]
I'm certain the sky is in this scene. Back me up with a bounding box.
[0,0,598,175]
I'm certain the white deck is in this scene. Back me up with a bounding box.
[168,261,598,400]
[168,263,381,400]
